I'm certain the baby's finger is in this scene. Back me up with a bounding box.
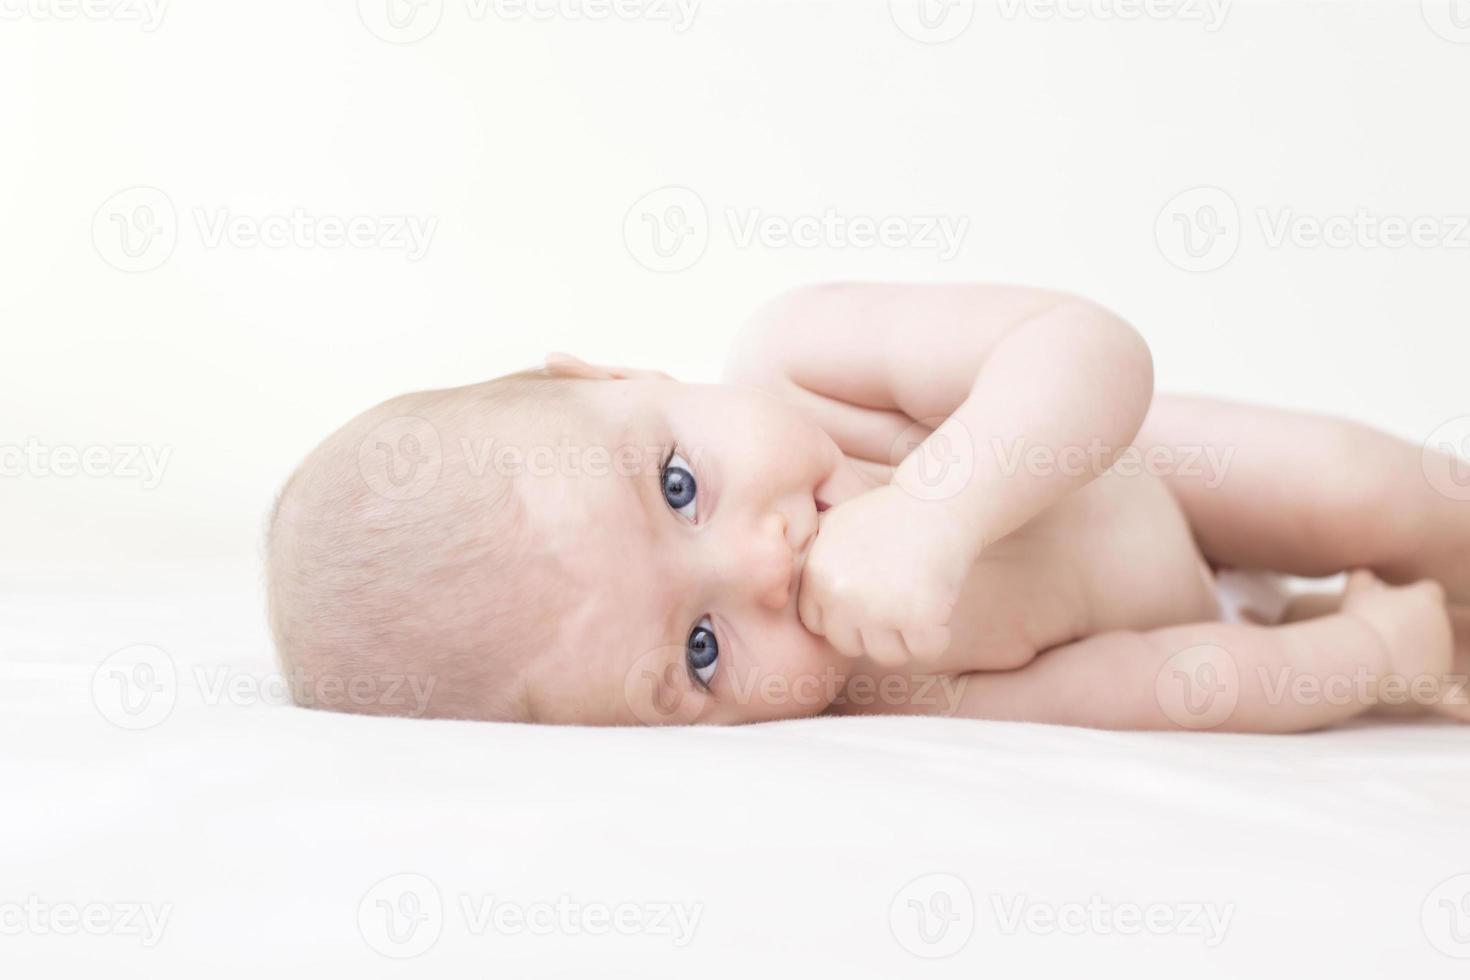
[860,627,908,667]
[797,583,824,637]
[823,622,866,660]
[900,625,952,661]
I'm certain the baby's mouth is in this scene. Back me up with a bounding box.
[815,497,830,513]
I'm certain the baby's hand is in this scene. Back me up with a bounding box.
[797,484,974,666]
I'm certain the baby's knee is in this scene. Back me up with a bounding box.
[1296,421,1422,560]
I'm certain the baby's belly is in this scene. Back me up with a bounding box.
[845,471,1220,698]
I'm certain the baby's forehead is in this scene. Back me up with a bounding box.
[526,533,670,725]
[517,449,655,575]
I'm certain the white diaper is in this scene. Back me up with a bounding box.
[1213,567,1293,625]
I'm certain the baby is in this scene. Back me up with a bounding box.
[265,283,1470,731]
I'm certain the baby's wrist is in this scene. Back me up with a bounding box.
[886,479,988,564]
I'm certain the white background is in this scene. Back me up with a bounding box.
[3,0,1469,573]
[6,4,1470,977]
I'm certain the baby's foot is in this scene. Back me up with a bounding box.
[1340,570,1454,715]
[1434,605,1470,723]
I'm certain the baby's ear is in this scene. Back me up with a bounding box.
[543,352,673,382]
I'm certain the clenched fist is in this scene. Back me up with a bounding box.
[796,484,977,666]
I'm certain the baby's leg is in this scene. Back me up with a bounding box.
[951,572,1452,732]
[1136,394,1470,600]
[1282,586,1470,722]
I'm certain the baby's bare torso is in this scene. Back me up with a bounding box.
[833,465,1220,715]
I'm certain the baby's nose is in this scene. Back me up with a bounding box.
[737,514,795,611]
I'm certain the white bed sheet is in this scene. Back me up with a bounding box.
[4,563,1470,978]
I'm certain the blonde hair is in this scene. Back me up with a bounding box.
[264,371,575,721]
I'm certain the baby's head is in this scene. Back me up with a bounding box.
[265,356,858,725]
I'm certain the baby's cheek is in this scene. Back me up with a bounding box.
[767,622,846,717]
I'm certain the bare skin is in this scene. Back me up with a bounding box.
[512,283,1464,732]
[716,283,1464,732]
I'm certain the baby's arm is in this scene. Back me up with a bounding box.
[949,573,1452,732]
[727,283,1154,553]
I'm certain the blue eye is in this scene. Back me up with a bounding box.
[686,616,718,688]
[661,450,697,521]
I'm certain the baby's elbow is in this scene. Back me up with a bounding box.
[1059,297,1155,411]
